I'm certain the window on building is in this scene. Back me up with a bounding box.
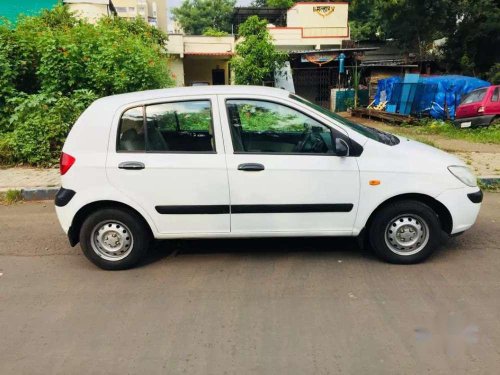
[226,99,336,154]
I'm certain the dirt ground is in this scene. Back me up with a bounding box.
[339,113,500,177]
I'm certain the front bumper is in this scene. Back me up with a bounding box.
[436,187,482,234]
[453,115,494,128]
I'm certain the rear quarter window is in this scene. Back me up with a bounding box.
[461,88,487,104]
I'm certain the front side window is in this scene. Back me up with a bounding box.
[226,99,335,154]
[290,94,400,146]
[117,100,215,152]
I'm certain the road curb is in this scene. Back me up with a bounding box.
[21,187,59,201]
[14,177,500,202]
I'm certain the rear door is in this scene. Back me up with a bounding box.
[218,94,360,235]
[106,95,230,235]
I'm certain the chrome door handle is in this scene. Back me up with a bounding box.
[119,161,145,170]
[238,163,265,171]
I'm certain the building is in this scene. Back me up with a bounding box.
[166,35,236,87]
[112,0,168,32]
[64,0,167,32]
[64,0,117,23]
[268,2,350,51]
[232,3,378,108]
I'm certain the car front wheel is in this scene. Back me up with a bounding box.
[368,200,441,264]
[79,208,150,270]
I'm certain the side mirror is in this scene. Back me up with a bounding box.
[335,138,350,157]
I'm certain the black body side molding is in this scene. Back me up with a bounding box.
[155,204,354,214]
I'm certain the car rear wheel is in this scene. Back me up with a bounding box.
[80,208,150,270]
[368,200,441,264]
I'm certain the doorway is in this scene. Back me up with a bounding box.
[212,68,225,85]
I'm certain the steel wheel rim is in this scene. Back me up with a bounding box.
[385,214,430,256]
[91,220,133,261]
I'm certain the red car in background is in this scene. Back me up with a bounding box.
[454,85,500,128]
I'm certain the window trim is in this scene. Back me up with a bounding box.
[224,98,346,156]
[116,99,217,154]
[491,87,499,102]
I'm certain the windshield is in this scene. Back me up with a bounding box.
[461,88,487,104]
[290,94,400,146]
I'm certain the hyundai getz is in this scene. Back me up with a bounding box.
[55,86,482,270]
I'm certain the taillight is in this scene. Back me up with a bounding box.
[478,106,485,114]
[60,152,76,175]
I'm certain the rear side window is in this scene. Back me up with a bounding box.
[117,100,215,153]
[117,107,145,152]
[461,88,487,104]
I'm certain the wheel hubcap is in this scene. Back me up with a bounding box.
[91,221,133,261]
[385,214,429,256]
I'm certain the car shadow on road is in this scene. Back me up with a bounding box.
[141,236,377,267]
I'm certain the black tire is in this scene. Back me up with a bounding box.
[79,208,151,270]
[368,200,441,264]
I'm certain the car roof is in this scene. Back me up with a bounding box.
[94,85,291,108]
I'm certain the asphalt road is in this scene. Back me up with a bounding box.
[1,194,500,374]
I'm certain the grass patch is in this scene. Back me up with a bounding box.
[393,119,500,144]
[478,180,500,192]
[1,189,23,204]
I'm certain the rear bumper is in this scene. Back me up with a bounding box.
[454,115,494,128]
[436,187,482,234]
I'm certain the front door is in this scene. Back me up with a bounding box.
[219,95,360,234]
[212,68,225,85]
[106,95,230,235]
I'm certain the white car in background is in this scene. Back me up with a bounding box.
[55,86,482,270]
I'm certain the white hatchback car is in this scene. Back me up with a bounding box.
[55,86,482,269]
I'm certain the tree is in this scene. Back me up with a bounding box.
[443,0,500,78]
[231,16,288,85]
[348,0,380,41]
[203,27,229,36]
[374,0,458,57]
[0,5,174,165]
[266,0,294,8]
[172,0,236,35]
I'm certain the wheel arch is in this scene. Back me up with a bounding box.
[68,200,154,247]
[363,193,453,235]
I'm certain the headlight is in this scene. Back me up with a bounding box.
[448,165,477,187]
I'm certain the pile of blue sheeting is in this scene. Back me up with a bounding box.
[373,75,490,119]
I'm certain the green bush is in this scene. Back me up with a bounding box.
[0,5,174,165]
[4,90,97,165]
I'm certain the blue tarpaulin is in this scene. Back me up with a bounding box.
[374,75,490,119]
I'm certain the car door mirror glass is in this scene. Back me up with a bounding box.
[335,138,349,157]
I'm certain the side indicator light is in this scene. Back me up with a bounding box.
[369,180,381,186]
